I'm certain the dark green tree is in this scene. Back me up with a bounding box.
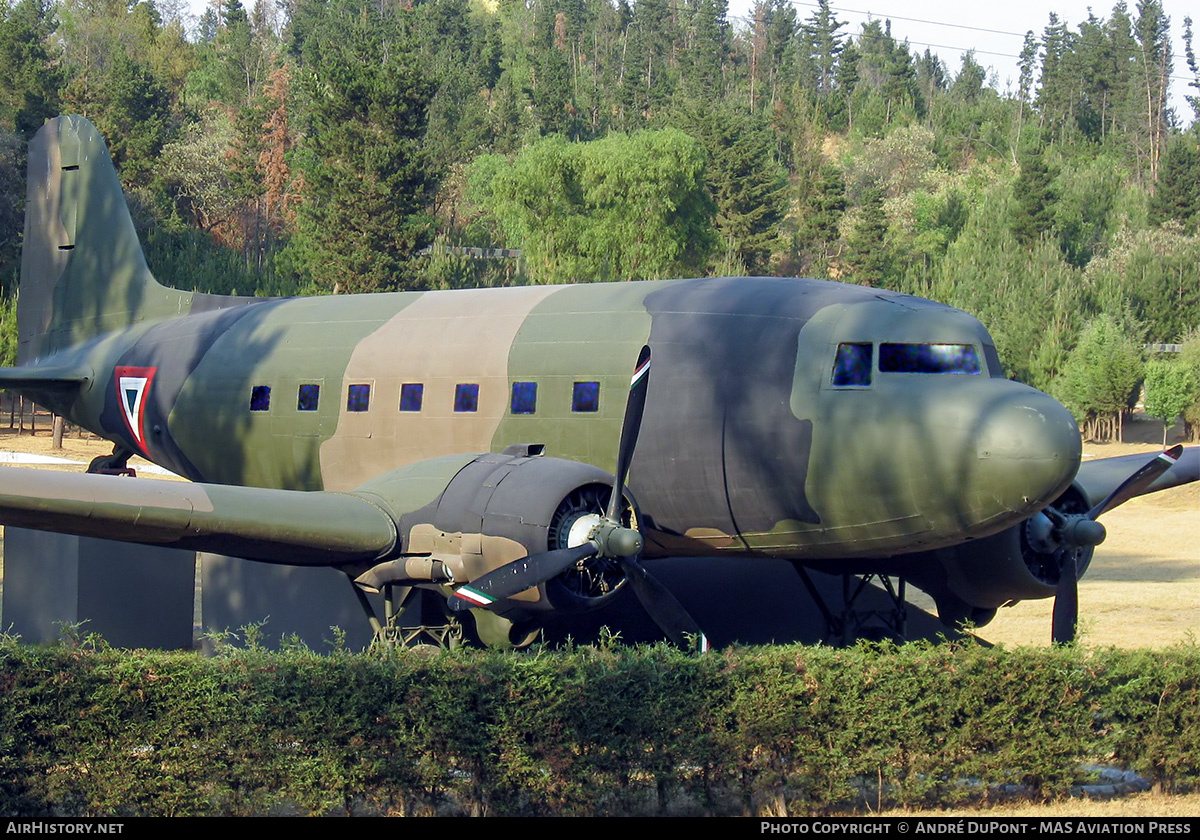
[747,0,797,113]
[414,0,501,164]
[851,19,922,132]
[844,187,892,286]
[677,0,730,104]
[531,0,579,137]
[1010,145,1056,247]
[293,0,437,293]
[1184,16,1200,125]
[0,0,61,136]
[950,51,986,104]
[1132,0,1172,183]
[797,0,845,99]
[618,0,678,126]
[915,48,947,108]
[680,105,786,275]
[1149,138,1200,232]
[796,162,845,274]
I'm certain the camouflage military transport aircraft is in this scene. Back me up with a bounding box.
[1,116,1196,647]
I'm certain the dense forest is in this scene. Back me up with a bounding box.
[0,0,1198,439]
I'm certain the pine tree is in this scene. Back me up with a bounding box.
[294,0,437,293]
[845,187,892,286]
[680,105,786,275]
[619,0,677,125]
[0,0,61,136]
[1184,16,1200,125]
[1149,138,1200,232]
[677,0,729,104]
[531,0,579,137]
[1132,0,1172,183]
[797,0,845,99]
[1010,145,1056,247]
[796,163,845,273]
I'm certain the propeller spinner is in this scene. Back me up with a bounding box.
[447,346,709,651]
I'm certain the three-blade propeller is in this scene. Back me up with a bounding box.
[1045,445,1182,644]
[447,346,708,651]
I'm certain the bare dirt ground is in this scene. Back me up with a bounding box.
[873,791,1200,817]
[0,423,178,477]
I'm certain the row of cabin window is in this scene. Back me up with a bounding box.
[249,381,603,415]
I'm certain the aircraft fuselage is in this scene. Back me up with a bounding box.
[41,276,1081,565]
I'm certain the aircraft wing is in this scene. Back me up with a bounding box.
[1074,446,1199,505]
[0,466,397,565]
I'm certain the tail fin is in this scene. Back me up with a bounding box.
[18,115,190,364]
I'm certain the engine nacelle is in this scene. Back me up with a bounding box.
[351,446,632,619]
[898,482,1095,628]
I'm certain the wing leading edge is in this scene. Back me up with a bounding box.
[0,467,397,566]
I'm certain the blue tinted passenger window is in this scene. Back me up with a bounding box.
[572,381,600,412]
[879,344,981,375]
[250,385,271,411]
[297,384,320,411]
[832,343,873,387]
[399,383,423,412]
[455,383,479,413]
[347,384,371,412]
[511,381,537,414]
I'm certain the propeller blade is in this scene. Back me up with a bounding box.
[448,543,598,612]
[620,558,709,652]
[606,345,651,522]
[1051,552,1079,644]
[1048,446,1182,645]
[1086,445,1183,520]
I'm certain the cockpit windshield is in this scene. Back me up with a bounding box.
[879,343,981,375]
[832,342,873,386]
[831,342,983,387]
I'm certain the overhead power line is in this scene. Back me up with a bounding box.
[725,1,1197,87]
[787,0,1027,39]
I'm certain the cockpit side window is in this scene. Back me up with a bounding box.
[879,343,981,375]
[832,342,873,387]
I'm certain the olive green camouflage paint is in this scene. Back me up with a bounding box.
[15,115,1195,632]
[10,117,1079,570]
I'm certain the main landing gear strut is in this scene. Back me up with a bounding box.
[791,565,908,645]
[350,581,465,650]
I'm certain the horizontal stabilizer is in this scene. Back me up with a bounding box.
[0,364,90,391]
[0,467,397,566]
[1074,446,1198,506]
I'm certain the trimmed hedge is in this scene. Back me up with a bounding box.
[2,636,1198,816]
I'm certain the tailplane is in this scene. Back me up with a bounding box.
[18,115,191,364]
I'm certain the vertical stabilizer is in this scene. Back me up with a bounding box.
[18,116,192,364]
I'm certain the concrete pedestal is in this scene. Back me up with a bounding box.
[2,527,195,649]
[200,554,377,652]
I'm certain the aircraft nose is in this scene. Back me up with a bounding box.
[973,388,1081,515]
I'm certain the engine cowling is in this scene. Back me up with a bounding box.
[899,482,1095,628]
[351,447,634,618]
